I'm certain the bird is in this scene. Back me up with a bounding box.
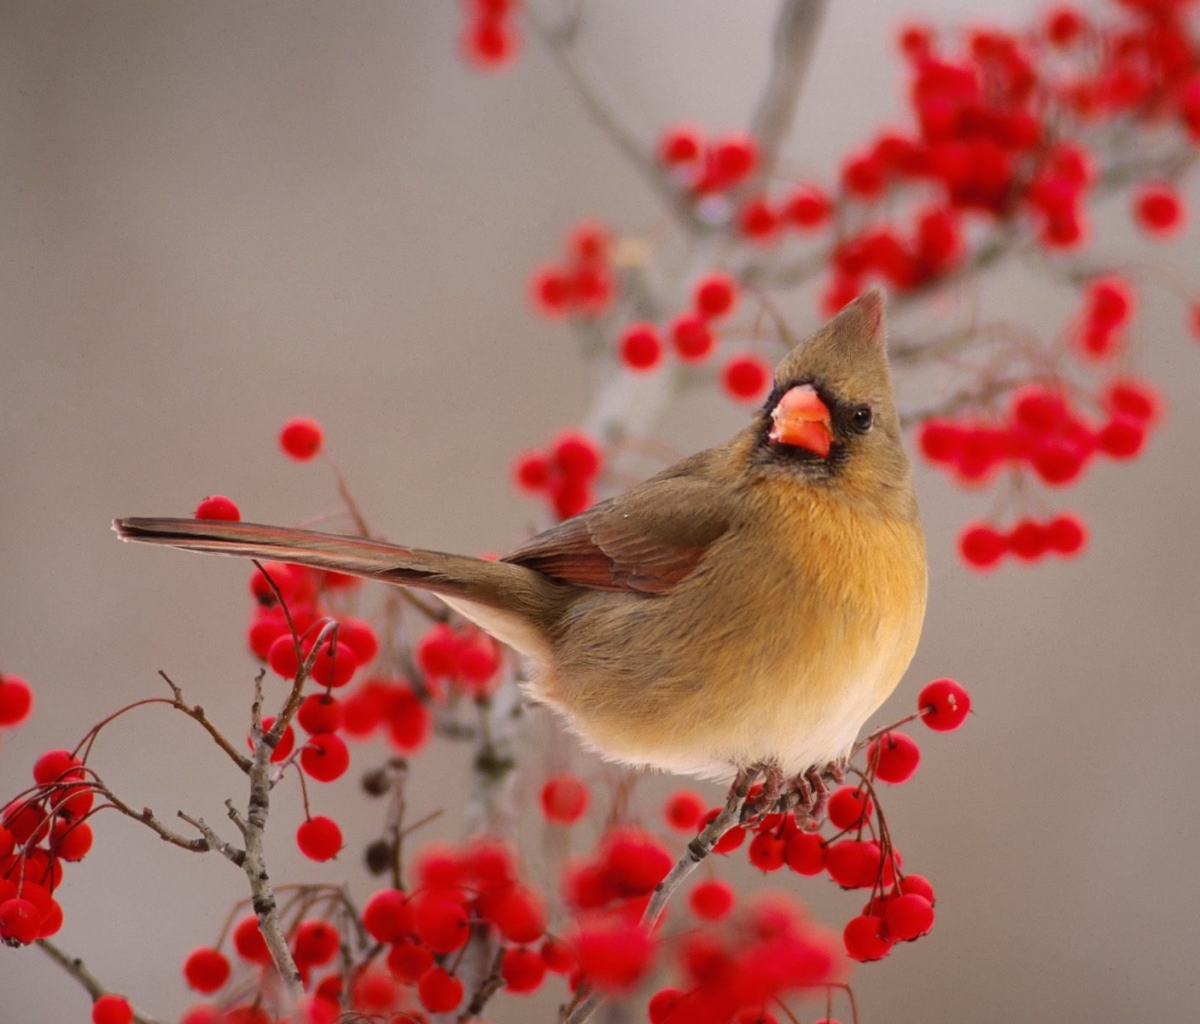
[115,290,926,800]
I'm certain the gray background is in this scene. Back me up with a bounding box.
[1,2,1198,1022]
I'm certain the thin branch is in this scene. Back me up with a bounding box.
[561,766,761,1024]
[37,939,164,1024]
[96,786,210,853]
[178,811,243,865]
[159,671,251,773]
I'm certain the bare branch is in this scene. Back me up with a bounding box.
[37,939,164,1024]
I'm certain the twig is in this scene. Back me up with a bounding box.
[158,671,252,773]
[95,785,210,853]
[178,811,243,865]
[37,939,164,1024]
[561,766,761,1024]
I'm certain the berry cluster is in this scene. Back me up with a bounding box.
[657,126,760,197]
[512,429,604,519]
[529,222,617,320]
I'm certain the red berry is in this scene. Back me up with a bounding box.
[92,994,134,1024]
[52,819,93,861]
[739,197,779,241]
[0,675,33,727]
[698,807,746,853]
[844,914,893,962]
[1008,518,1049,561]
[884,893,935,940]
[233,915,271,965]
[688,878,735,921]
[664,789,705,831]
[184,947,231,993]
[194,495,240,522]
[338,617,379,666]
[551,477,593,519]
[826,839,882,889]
[1046,513,1087,556]
[300,733,350,782]
[568,222,610,265]
[529,265,572,318]
[0,897,41,944]
[1102,378,1161,425]
[870,732,920,784]
[33,748,84,785]
[501,946,546,994]
[785,830,827,875]
[827,786,873,829]
[1085,277,1134,329]
[921,420,966,463]
[293,919,340,966]
[297,693,342,734]
[648,988,687,1024]
[959,523,1007,570]
[572,920,654,992]
[296,815,343,862]
[553,431,603,481]
[486,886,545,944]
[708,135,758,187]
[279,418,323,460]
[310,639,358,689]
[919,678,971,731]
[414,895,471,953]
[461,14,520,70]
[693,273,739,321]
[746,831,787,872]
[513,451,551,492]
[363,889,414,944]
[1045,5,1086,46]
[721,354,770,401]
[540,773,589,824]
[267,634,301,679]
[897,22,934,60]
[659,125,702,166]
[841,151,886,199]
[1135,182,1185,236]
[782,184,831,229]
[417,966,464,1013]
[669,311,716,362]
[1097,416,1146,459]
[619,323,664,371]
[899,873,936,904]
[386,941,434,983]
[540,936,576,974]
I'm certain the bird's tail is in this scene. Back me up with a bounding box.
[113,517,554,625]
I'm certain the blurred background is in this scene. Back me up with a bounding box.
[2,1,1199,1021]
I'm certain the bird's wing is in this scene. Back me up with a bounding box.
[502,474,734,595]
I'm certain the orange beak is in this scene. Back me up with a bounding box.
[769,384,833,458]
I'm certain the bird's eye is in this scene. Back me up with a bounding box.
[851,406,874,433]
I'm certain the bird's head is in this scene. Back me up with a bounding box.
[748,290,915,511]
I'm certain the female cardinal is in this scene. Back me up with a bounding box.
[116,290,926,787]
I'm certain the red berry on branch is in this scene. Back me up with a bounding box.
[669,311,716,362]
[414,895,471,953]
[417,966,464,1013]
[664,789,706,831]
[300,733,350,782]
[297,693,342,734]
[363,888,414,943]
[0,675,33,727]
[841,151,886,200]
[844,914,893,962]
[232,915,272,965]
[1102,377,1162,425]
[739,197,779,242]
[747,830,787,872]
[782,184,832,229]
[387,941,434,983]
[338,617,378,665]
[959,523,1007,570]
[870,731,920,783]
[183,947,231,994]
[1046,513,1088,556]
[266,634,300,680]
[721,354,770,402]
[195,495,240,522]
[688,878,735,921]
[513,451,551,492]
[529,265,572,318]
[540,773,589,824]
[707,134,758,188]
[1044,5,1086,47]
[897,23,935,61]
[92,994,134,1024]
[785,829,827,875]
[296,815,343,862]
[699,807,746,853]
[294,919,340,967]
[1008,518,1049,562]
[648,988,687,1024]
[502,946,547,994]
[33,748,84,785]
[553,431,603,480]
[884,893,935,941]
[572,919,655,992]
[0,897,41,945]
[919,678,971,731]
[619,323,664,371]
[659,125,702,166]
[311,639,358,689]
[899,873,936,904]
[253,717,295,763]
[461,14,520,70]
[1085,277,1135,329]
[568,221,610,265]
[693,273,739,321]
[827,786,873,829]
[52,819,93,861]
[1096,416,1146,459]
[826,839,883,889]
[279,418,323,461]
[1134,182,1186,236]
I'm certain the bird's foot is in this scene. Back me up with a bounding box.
[789,762,842,828]
[739,761,786,825]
